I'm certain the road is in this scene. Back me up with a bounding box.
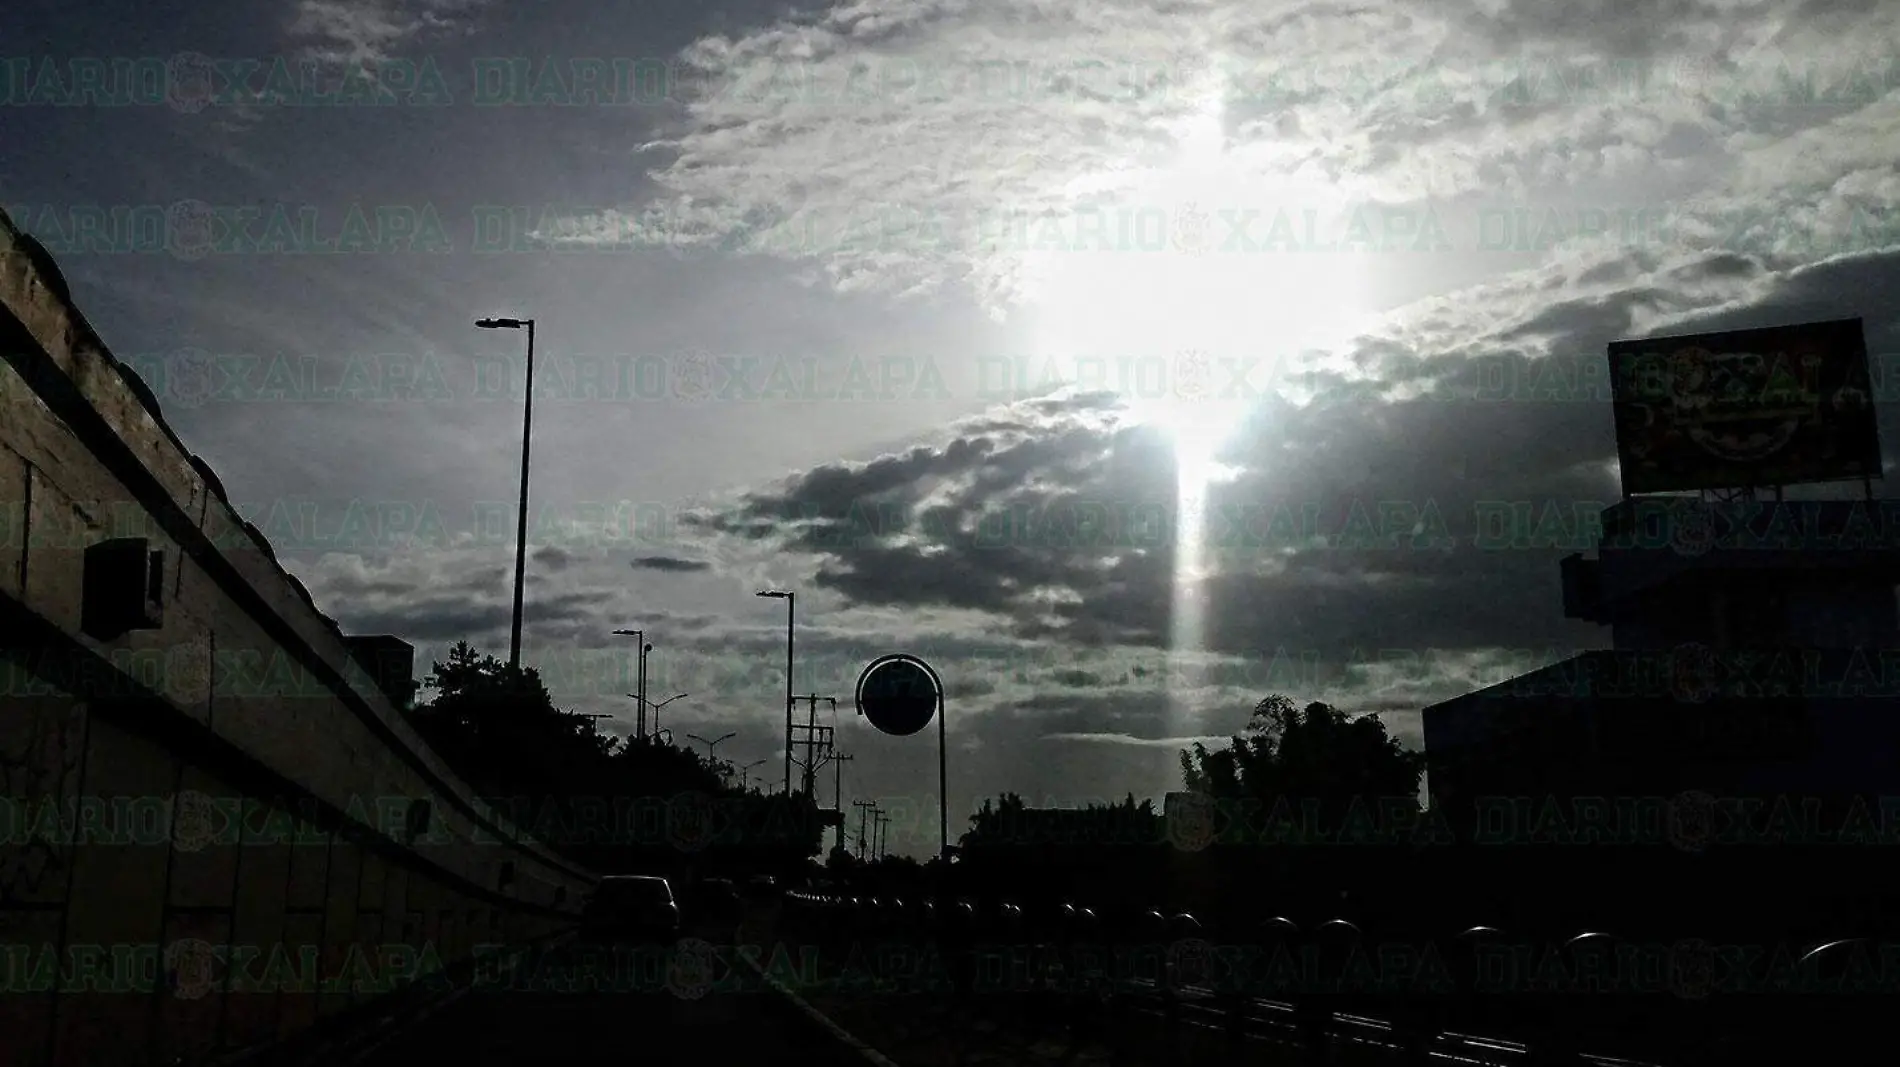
[356,921,856,1067]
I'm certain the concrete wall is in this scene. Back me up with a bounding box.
[0,211,593,1066]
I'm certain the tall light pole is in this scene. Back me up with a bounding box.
[639,642,651,735]
[687,730,735,760]
[740,758,766,791]
[611,630,647,736]
[632,692,688,734]
[476,316,536,670]
[755,589,794,795]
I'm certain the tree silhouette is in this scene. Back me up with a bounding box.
[1181,694,1424,811]
[955,792,1167,912]
[405,641,825,877]
[1178,694,1429,926]
[411,642,613,812]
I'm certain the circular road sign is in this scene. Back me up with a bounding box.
[856,656,939,737]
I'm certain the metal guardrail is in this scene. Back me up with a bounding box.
[1116,977,1663,1067]
[773,890,1885,1067]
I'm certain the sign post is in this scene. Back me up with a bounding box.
[854,654,946,859]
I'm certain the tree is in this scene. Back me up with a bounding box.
[1179,695,1429,922]
[1180,694,1424,809]
[406,642,826,875]
[412,642,613,796]
[957,792,1167,909]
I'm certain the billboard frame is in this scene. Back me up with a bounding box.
[1605,317,1881,496]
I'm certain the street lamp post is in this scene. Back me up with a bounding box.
[740,758,766,791]
[686,730,735,760]
[639,642,650,735]
[610,630,651,736]
[476,316,536,670]
[755,590,794,795]
[648,692,687,734]
[630,692,688,734]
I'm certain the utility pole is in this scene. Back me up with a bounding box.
[874,811,890,859]
[831,754,854,853]
[790,694,837,800]
[853,801,876,861]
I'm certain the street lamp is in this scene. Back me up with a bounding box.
[634,691,695,729]
[739,758,767,791]
[756,589,794,795]
[686,730,735,760]
[611,630,651,736]
[476,316,536,670]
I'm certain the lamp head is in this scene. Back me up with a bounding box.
[476,317,529,329]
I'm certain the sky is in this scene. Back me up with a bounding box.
[7,0,1900,856]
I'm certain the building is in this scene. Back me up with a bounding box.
[1425,497,1900,810]
[1420,320,1896,933]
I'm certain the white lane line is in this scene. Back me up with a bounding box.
[736,943,905,1067]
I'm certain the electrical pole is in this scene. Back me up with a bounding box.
[790,694,837,800]
[831,754,854,853]
[853,801,876,861]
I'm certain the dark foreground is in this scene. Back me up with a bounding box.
[355,934,850,1067]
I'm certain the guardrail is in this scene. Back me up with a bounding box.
[770,889,1886,1067]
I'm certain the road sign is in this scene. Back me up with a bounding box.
[856,655,938,736]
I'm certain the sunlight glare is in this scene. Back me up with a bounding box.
[1018,72,1373,794]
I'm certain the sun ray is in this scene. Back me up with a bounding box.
[1023,65,1373,795]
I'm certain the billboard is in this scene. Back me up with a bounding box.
[1607,318,1881,494]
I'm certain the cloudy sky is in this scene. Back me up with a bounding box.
[8,0,1899,855]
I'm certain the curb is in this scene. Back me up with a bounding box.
[737,947,903,1067]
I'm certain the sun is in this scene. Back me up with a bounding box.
[1023,86,1370,473]
[1016,74,1374,794]
[1133,394,1244,487]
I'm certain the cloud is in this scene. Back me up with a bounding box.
[686,241,1900,677]
[534,546,575,571]
[632,555,715,572]
[1042,732,1231,748]
[288,0,488,68]
[540,0,1900,316]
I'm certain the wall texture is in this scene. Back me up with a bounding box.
[0,209,594,1066]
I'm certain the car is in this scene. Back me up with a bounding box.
[580,875,680,945]
[694,877,743,923]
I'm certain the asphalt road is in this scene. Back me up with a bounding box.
[356,918,853,1067]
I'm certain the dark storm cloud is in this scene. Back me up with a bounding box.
[690,362,1610,655]
[692,250,1900,665]
[631,555,714,572]
[326,590,617,644]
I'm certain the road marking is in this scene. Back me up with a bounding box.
[736,942,904,1067]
